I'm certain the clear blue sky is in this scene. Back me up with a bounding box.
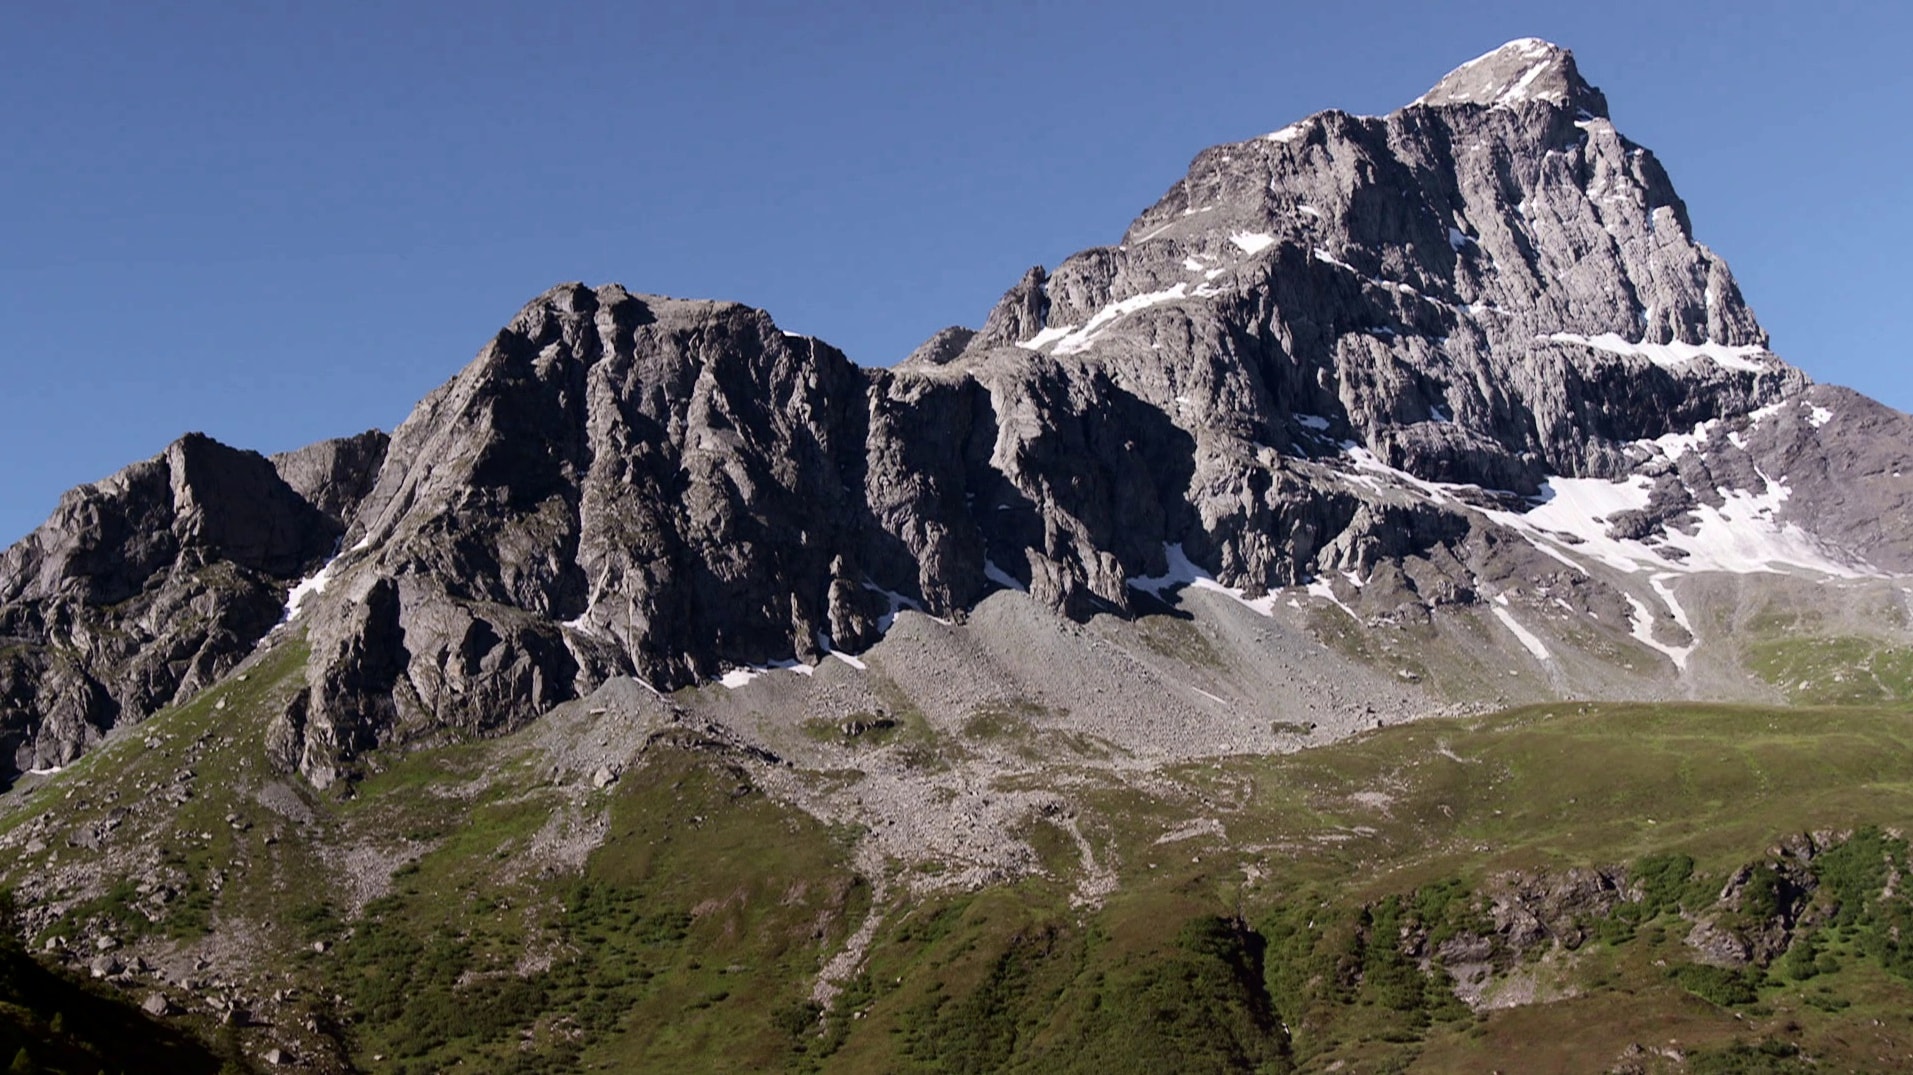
[4,1,1908,546]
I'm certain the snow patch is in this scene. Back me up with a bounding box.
[1474,470,1870,579]
[1340,443,1452,501]
[1496,58,1551,105]
[1650,574,1695,638]
[1129,543,1278,616]
[1529,540,1590,574]
[1265,123,1307,143]
[1016,324,1077,351]
[1414,39,1566,109]
[864,584,939,633]
[1313,247,1359,273]
[1649,418,1720,460]
[1656,476,1863,577]
[1305,579,1358,621]
[1545,332,1771,373]
[283,553,346,623]
[1048,284,1195,356]
[560,613,610,642]
[1491,606,1552,660]
[1230,231,1276,256]
[1447,227,1473,251]
[1499,476,1654,572]
[1296,414,1332,432]
[1808,405,1834,429]
[718,658,815,690]
[1625,592,1692,670]
[984,559,1028,593]
[1333,435,1875,581]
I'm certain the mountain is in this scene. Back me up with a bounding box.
[2,39,1912,1073]
[7,42,1909,791]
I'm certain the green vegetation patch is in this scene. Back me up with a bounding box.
[1132,614,1225,669]
[15,671,1913,1073]
[1747,635,1913,707]
[318,742,868,1075]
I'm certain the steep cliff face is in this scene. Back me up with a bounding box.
[949,39,1803,590]
[270,429,390,528]
[0,432,387,780]
[278,291,885,782]
[4,40,1910,787]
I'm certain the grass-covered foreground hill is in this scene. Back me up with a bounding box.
[1,629,1912,1072]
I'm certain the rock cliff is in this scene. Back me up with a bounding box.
[0,432,386,778]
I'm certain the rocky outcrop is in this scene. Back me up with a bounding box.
[1397,832,1859,1011]
[271,430,390,527]
[0,433,386,784]
[899,326,976,368]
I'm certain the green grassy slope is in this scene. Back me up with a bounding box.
[4,637,1913,1074]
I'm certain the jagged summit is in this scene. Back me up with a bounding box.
[1413,37,1608,116]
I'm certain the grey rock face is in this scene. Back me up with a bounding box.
[270,430,390,527]
[1414,38,1608,114]
[0,433,386,784]
[899,326,977,368]
[1737,385,1913,575]
[910,37,1822,605]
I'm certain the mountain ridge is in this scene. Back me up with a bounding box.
[1,38,1909,790]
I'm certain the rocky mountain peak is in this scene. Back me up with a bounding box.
[3,41,1908,793]
[1413,38,1608,117]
